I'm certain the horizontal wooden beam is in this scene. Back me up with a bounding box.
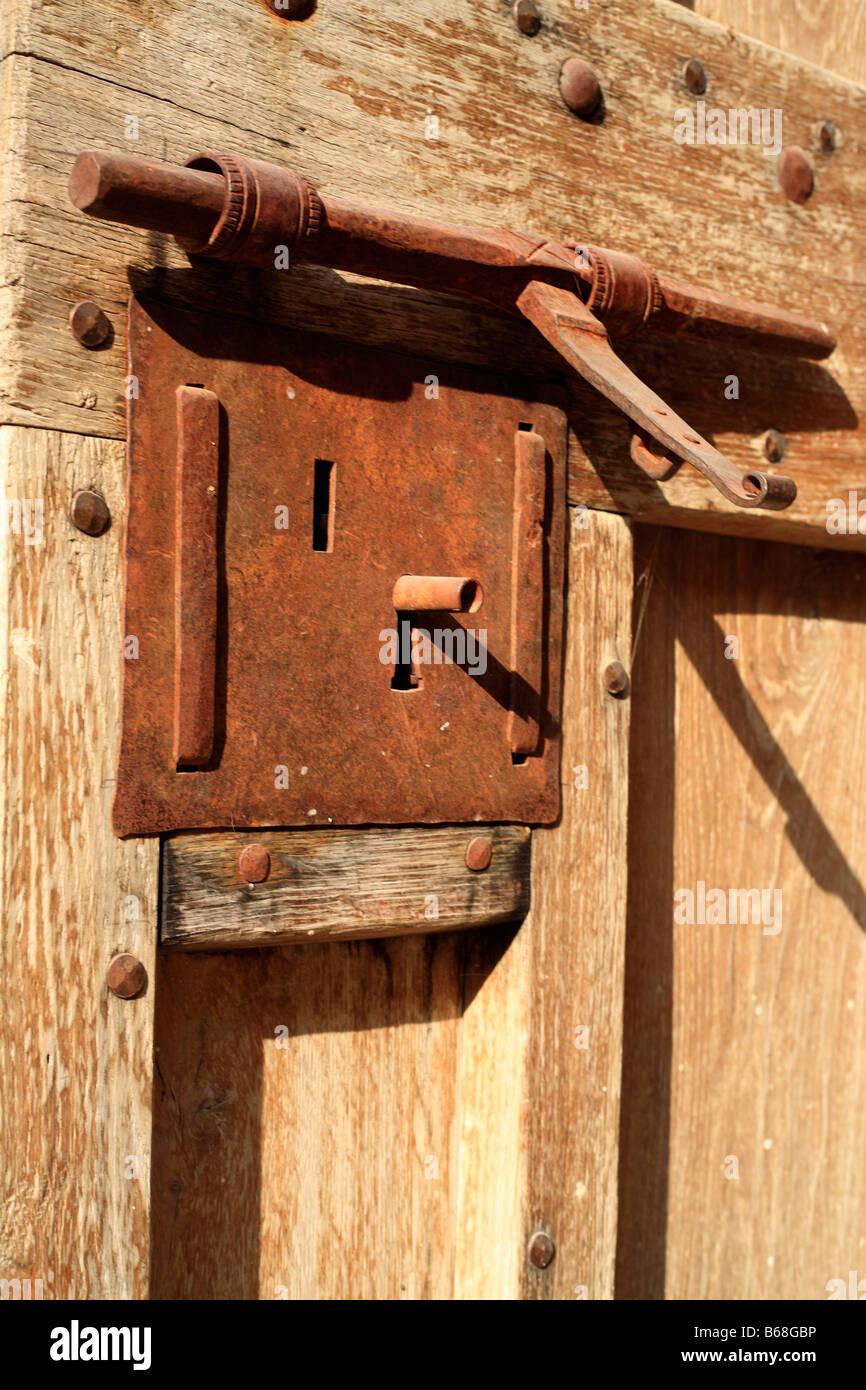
[161,825,531,951]
[0,0,864,550]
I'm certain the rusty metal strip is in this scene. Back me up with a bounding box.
[173,385,219,767]
[507,429,546,758]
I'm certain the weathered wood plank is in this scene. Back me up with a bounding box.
[0,0,864,548]
[456,509,632,1298]
[0,426,157,1299]
[618,526,866,1299]
[151,929,466,1299]
[691,1,866,86]
[162,825,531,950]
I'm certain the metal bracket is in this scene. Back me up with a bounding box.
[112,297,567,837]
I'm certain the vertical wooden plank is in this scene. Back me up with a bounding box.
[619,528,866,1299]
[689,1,866,84]
[151,933,467,1299]
[456,509,632,1299]
[0,426,157,1299]
[453,923,529,1299]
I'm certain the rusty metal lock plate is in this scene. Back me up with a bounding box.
[113,296,567,836]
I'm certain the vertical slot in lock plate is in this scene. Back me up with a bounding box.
[113,296,567,835]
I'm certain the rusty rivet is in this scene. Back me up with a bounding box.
[466,836,493,872]
[70,489,110,536]
[559,58,603,119]
[779,146,814,204]
[107,953,147,999]
[762,429,787,463]
[682,57,707,95]
[604,660,630,699]
[527,1231,556,1269]
[68,300,112,348]
[261,0,314,18]
[239,844,271,883]
[513,0,541,36]
[819,120,838,153]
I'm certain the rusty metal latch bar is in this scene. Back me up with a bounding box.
[69,150,836,510]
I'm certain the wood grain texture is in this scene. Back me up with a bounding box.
[618,527,866,1299]
[456,509,632,1298]
[151,509,631,1299]
[151,930,467,1299]
[691,1,866,86]
[0,426,157,1299]
[0,1,863,549]
[162,825,531,950]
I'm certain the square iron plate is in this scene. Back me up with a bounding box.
[113,296,567,835]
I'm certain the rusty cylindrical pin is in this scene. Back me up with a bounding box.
[238,844,271,883]
[466,836,493,872]
[392,576,483,613]
[682,57,707,95]
[70,490,111,536]
[513,0,541,36]
[819,121,838,153]
[107,954,147,999]
[69,300,112,348]
[779,147,814,204]
[762,429,787,464]
[559,58,603,119]
[527,1231,556,1269]
[604,661,630,698]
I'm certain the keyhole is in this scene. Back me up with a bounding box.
[312,459,335,552]
[391,615,422,691]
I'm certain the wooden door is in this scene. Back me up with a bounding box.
[1,0,864,1301]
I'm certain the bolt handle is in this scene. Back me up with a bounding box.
[69,150,823,510]
[69,149,835,361]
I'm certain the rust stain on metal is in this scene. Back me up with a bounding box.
[107,953,147,999]
[762,428,787,463]
[391,576,483,613]
[527,1231,556,1268]
[173,386,219,768]
[465,836,493,872]
[559,58,603,118]
[112,297,567,836]
[604,661,630,699]
[70,489,111,536]
[238,844,271,883]
[819,120,838,153]
[68,150,829,512]
[69,300,111,348]
[682,57,707,95]
[779,146,815,203]
[513,0,541,37]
